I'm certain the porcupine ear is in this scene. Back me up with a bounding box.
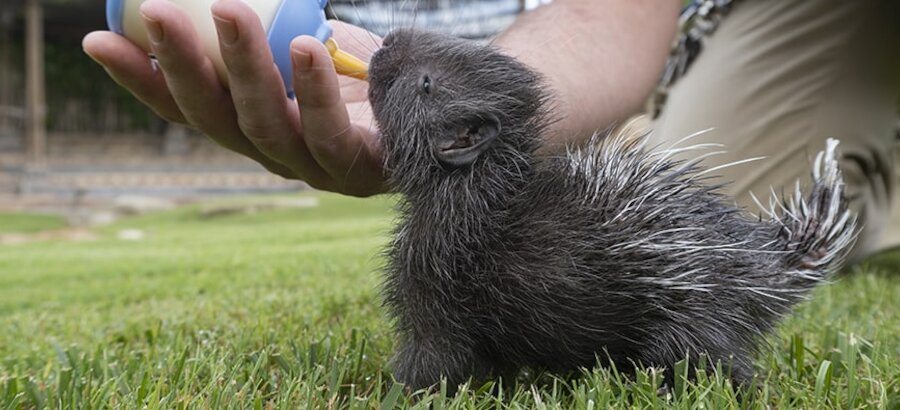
[434,114,501,168]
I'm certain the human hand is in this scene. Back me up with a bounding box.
[82,0,386,196]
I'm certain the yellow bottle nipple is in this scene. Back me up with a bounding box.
[325,38,369,81]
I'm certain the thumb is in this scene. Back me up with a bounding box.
[291,36,383,196]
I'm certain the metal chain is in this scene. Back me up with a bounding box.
[648,0,741,118]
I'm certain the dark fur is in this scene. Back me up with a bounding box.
[367,29,857,392]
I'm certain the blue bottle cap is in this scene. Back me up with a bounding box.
[106,0,126,35]
[268,0,333,97]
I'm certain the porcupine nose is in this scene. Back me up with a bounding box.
[370,30,409,82]
[370,36,399,86]
[369,36,392,79]
[368,30,412,111]
[381,32,396,48]
[367,48,390,111]
[381,28,418,51]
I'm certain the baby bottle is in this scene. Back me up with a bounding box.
[106,0,368,93]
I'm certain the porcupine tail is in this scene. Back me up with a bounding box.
[759,139,858,296]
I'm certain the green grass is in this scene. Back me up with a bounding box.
[0,192,898,409]
[0,212,68,234]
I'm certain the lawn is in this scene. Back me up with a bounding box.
[0,212,68,235]
[0,192,898,409]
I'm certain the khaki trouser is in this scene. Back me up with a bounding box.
[650,0,900,262]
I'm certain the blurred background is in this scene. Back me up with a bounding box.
[0,0,549,228]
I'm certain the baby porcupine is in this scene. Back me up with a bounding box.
[367,28,857,392]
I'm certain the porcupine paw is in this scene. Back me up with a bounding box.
[728,362,757,390]
[710,353,756,390]
[390,339,485,394]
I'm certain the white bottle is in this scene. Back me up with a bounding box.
[106,0,368,93]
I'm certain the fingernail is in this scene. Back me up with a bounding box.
[213,16,239,45]
[141,14,164,44]
[292,48,312,72]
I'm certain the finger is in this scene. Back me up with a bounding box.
[82,31,186,124]
[292,36,384,196]
[211,0,332,186]
[139,0,295,178]
[138,0,232,135]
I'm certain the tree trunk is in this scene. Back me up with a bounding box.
[0,5,11,135]
[25,0,46,167]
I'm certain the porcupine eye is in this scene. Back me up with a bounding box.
[420,75,432,95]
